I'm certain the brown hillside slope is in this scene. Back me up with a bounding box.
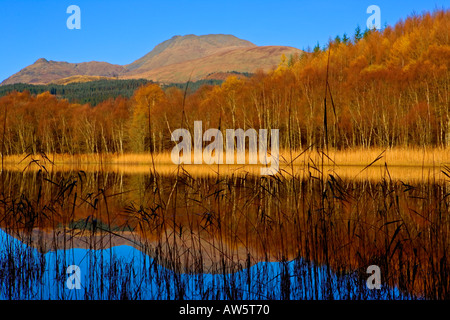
[122,46,303,83]
[49,75,115,85]
[1,59,127,85]
[125,34,256,72]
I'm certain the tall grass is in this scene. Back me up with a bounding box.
[0,149,448,300]
[2,147,450,166]
[1,148,449,181]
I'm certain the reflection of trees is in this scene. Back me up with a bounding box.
[0,169,449,299]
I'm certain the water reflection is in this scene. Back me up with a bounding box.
[0,165,448,300]
[0,229,403,300]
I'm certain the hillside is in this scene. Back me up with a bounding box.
[125,34,256,72]
[1,59,127,85]
[122,46,303,83]
[49,75,116,85]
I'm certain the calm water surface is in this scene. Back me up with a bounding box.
[1,164,448,299]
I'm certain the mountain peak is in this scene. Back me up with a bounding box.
[125,34,256,72]
[35,58,49,64]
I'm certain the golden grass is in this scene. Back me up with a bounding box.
[2,147,449,181]
[316,147,450,167]
[3,147,449,165]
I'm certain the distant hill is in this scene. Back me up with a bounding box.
[1,34,302,85]
[1,59,127,85]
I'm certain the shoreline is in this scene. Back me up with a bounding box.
[1,147,449,166]
[0,148,448,181]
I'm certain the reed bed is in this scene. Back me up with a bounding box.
[2,147,450,167]
[0,149,448,300]
[1,148,449,182]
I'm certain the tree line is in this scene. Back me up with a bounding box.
[0,9,448,156]
[0,79,152,106]
[0,79,229,107]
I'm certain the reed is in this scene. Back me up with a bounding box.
[1,148,448,183]
[2,147,449,167]
[0,148,448,300]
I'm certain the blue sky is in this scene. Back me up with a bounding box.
[0,0,448,82]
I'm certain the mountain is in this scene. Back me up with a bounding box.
[1,34,302,85]
[123,45,303,83]
[125,34,256,72]
[1,59,127,85]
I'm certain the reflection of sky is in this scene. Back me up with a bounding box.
[0,228,404,300]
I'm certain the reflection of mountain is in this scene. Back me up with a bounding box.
[1,34,302,85]
[3,228,397,300]
[3,226,264,274]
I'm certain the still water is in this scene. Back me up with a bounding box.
[0,164,448,300]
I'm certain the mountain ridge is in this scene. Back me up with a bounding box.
[1,59,127,85]
[1,34,301,85]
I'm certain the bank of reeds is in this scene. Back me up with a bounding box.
[0,149,448,300]
[2,147,450,167]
